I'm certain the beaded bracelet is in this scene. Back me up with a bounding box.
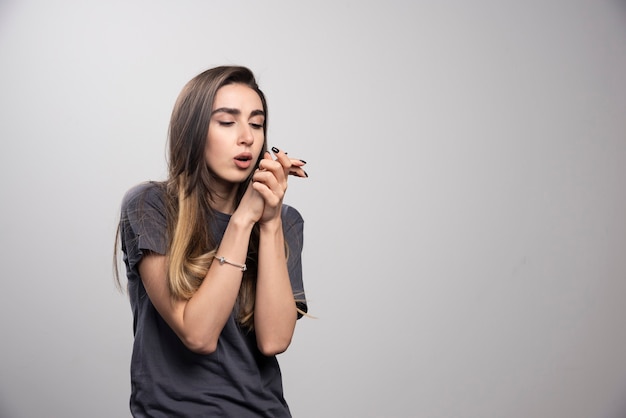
[216,256,247,272]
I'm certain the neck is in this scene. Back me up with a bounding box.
[208,180,239,214]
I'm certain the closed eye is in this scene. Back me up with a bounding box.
[250,123,263,129]
[218,121,234,126]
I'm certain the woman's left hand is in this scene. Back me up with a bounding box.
[251,147,306,225]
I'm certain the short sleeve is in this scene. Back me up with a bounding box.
[120,182,167,274]
[281,204,308,318]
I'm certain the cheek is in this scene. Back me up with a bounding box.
[203,148,214,168]
[254,138,266,159]
[204,129,226,156]
[203,138,221,166]
[203,135,211,158]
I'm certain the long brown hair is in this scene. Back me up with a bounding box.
[116,66,268,330]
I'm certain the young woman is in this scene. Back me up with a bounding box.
[114,65,308,417]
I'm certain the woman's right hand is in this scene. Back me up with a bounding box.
[233,172,266,225]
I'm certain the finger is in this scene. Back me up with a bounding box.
[290,158,307,167]
[257,152,285,182]
[253,168,282,192]
[257,151,273,170]
[251,177,282,207]
[258,156,288,185]
[270,146,292,169]
[283,151,306,166]
[257,158,284,179]
[288,167,308,178]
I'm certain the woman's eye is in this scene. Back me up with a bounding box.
[250,123,264,129]
[218,121,234,126]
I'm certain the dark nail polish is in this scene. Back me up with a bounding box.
[271,146,280,153]
[299,159,307,165]
[303,170,309,178]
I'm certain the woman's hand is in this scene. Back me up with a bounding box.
[252,147,306,225]
[235,179,266,226]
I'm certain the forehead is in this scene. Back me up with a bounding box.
[213,83,263,110]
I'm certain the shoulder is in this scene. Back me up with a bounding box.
[281,204,304,230]
[122,181,166,212]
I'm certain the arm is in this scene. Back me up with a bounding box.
[254,220,298,355]
[139,212,257,355]
[251,148,307,355]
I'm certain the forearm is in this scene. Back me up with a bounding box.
[181,217,254,353]
[254,221,298,356]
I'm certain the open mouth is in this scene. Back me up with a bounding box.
[234,153,253,169]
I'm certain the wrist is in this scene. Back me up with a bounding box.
[259,218,283,234]
[230,212,257,231]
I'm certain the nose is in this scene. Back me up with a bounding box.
[238,124,254,146]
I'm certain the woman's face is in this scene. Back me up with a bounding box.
[205,83,265,186]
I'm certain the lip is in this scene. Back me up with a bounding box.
[234,152,253,169]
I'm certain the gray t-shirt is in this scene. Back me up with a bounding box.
[120,181,307,417]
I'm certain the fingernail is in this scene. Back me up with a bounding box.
[303,170,309,178]
[271,146,279,153]
[299,159,307,165]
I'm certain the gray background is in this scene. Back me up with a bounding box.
[1,1,625,417]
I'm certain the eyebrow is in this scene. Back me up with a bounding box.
[211,107,265,118]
